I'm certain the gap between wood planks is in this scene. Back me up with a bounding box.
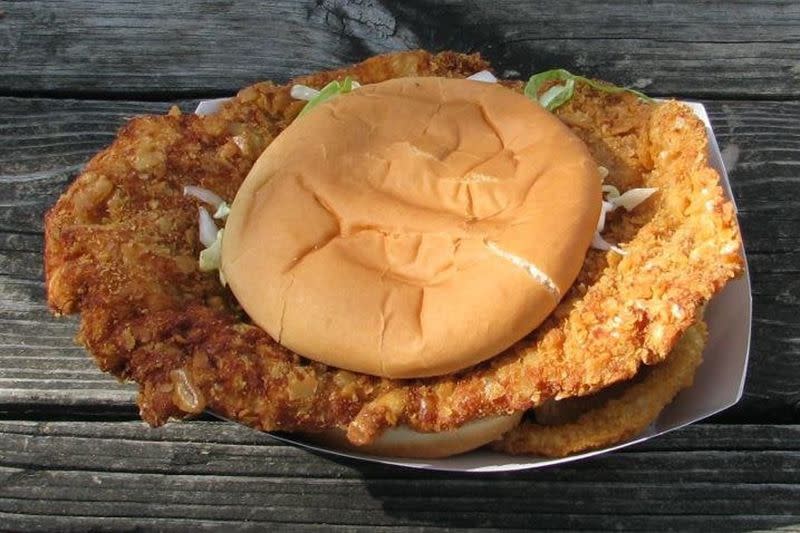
[0,89,233,103]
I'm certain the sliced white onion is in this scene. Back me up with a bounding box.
[611,187,658,211]
[291,84,321,101]
[198,207,218,247]
[184,185,224,209]
[596,200,614,233]
[467,70,498,83]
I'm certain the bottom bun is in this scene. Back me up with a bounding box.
[303,412,524,459]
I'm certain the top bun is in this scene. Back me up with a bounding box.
[222,77,600,378]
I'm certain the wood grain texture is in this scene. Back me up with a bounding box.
[1,1,798,529]
[0,421,799,530]
[1,96,798,423]
[1,0,798,98]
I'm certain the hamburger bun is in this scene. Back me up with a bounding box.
[305,412,524,459]
[222,77,600,378]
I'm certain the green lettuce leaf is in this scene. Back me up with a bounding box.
[298,76,359,117]
[525,69,653,111]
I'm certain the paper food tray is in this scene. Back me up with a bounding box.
[195,97,751,472]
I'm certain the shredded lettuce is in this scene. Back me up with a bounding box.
[291,84,321,101]
[592,176,659,255]
[525,69,653,111]
[602,184,621,199]
[199,228,226,285]
[535,77,575,111]
[592,232,626,256]
[198,207,218,247]
[184,185,224,209]
[298,76,359,117]
[213,202,230,220]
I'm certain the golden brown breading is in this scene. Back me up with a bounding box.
[493,321,707,457]
[44,50,742,447]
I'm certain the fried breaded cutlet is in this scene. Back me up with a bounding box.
[44,50,742,452]
[494,321,707,457]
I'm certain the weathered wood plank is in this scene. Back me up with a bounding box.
[2,421,799,466]
[1,96,798,421]
[0,517,406,533]
[1,1,799,98]
[1,512,791,533]
[0,422,798,530]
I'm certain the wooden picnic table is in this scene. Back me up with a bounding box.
[1,1,798,530]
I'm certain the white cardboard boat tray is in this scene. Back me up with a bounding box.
[195,96,752,472]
